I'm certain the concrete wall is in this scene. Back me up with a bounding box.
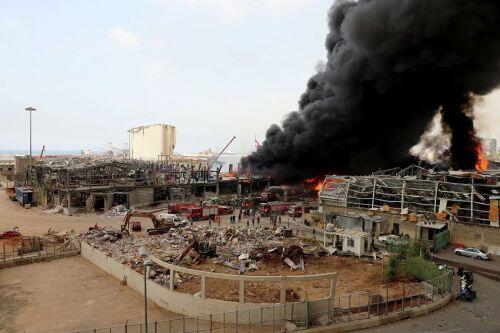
[129,124,176,161]
[14,156,31,176]
[81,242,335,323]
[450,222,500,253]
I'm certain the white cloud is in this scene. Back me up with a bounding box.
[108,27,140,48]
[151,37,168,48]
[185,0,313,20]
[2,17,23,34]
[149,60,169,80]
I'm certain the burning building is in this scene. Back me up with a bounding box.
[246,0,500,182]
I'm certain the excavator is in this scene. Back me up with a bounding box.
[120,208,176,235]
[174,234,216,264]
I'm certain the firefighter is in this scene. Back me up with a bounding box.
[312,228,316,240]
[238,214,241,223]
[278,215,281,224]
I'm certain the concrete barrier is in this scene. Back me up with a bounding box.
[81,242,334,322]
[0,250,79,269]
[305,294,452,333]
[81,242,452,327]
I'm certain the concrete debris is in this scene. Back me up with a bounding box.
[285,321,297,332]
[105,204,128,217]
[80,223,328,292]
[43,205,63,214]
[284,258,298,270]
[238,253,249,261]
[324,246,337,255]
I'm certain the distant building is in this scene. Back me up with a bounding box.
[481,138,498,157]
[489,138,497,157]
[129,124,176,161]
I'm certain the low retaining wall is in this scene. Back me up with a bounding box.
[81,242,333,323]
[307,294,452,333]
[0,250,79,269]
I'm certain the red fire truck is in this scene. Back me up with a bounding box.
[287,204,303,217]
[258,201,293,217]
[216,205,234,215]
[168,203,197,214]
[185,206,218,221]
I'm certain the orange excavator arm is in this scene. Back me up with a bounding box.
[120,208,166,232]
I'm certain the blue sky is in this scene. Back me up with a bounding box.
[0,0,331,154]
[1,0,498,155]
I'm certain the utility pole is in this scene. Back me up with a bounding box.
[25,107,37,167]
[139,246,151,333]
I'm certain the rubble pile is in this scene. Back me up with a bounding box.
[81,224,330,298]
[44,228,80,251]
[104,204,129,217]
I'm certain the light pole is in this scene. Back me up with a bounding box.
[139,246,152,333]
[25,107,37,167]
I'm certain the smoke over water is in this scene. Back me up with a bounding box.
[247,0,500,182]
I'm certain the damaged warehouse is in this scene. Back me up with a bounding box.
[25,158,270,214]
[320,165,500,252]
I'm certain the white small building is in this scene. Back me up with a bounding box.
[324,228,371,257]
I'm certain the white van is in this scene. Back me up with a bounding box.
[157,213,188,227]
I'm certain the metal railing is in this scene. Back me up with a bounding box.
[71,270,453,333]
[0,238,79,263]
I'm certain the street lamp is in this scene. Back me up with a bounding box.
[25,107,37,167]
[139,245,152,333]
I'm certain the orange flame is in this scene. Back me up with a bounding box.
[474,143,488,171]
[303,176,325,191]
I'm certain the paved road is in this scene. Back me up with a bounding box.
[360,272,500,333]
[434,249,500,273]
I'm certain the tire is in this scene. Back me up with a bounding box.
[455,251,461,256]
[475,256,482,260]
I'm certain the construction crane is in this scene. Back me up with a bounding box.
[38,145,46,162]
[210,136,236,170]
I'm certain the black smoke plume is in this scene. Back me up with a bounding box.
[247,0,500,182]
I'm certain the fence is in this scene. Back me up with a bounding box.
[71,270,453,333]
[0,237,79,263]
[433,230,451,253]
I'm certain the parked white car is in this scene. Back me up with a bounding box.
[378,235,400,244]
[454,247,490,260]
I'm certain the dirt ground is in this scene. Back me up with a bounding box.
[175,255,412,303]
[0,190,408,302]
[0,256,175,333]
[0,190,123,236]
